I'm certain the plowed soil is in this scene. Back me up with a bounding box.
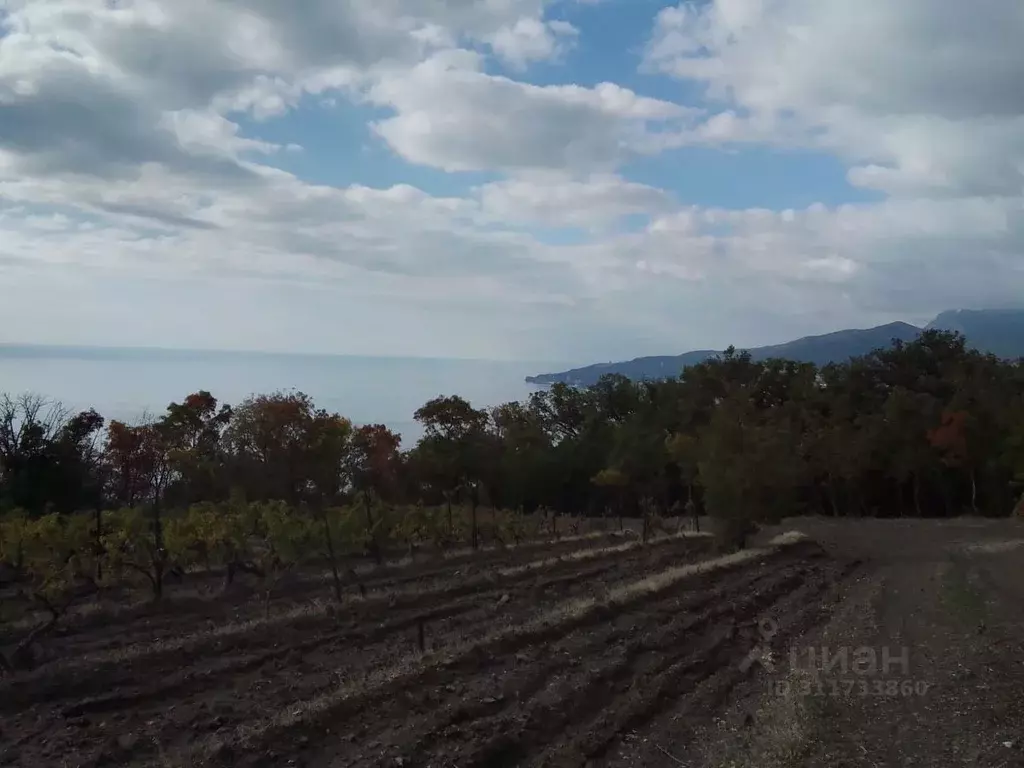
[3,518,1023,768]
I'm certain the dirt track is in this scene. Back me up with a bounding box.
[2,519,1023,768]
[675,518,1024,768]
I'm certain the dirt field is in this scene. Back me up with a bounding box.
[2,518,1023,767]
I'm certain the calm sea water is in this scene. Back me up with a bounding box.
[0,345,558,445]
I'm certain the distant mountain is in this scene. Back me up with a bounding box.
[526,309,1024,387]
[925,309,1024,360]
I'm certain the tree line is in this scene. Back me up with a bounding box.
[4,330,1024,539]
[2,329,1024,578]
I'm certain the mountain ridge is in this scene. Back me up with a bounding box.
[526,310,1024,387]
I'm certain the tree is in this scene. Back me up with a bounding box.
[666,432,700,531]
[223,391,318,504]
[0,394,68,515]
[697,391,809,549]
[104,420,164,509]
[101,418,176,598]
[928,409,975,512]
[225,392,356,586]
[346,425,401,502]
[881,388,939,517]
[607,405,674,518]
[592,467,628,531]
[304,410,354,593]
[0,395,105,517]
[344,424,400,561]
[489,402,551,514]
[412,396,488,548]
[527,383,591,442]
[159,391,233,505]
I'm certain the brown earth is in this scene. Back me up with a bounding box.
[0,531,710,767]
[2,518,1022,768]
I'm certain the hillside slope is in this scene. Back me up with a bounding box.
[926,308,1024,360]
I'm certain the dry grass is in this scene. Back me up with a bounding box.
[542,532,804,625]
[962,538,1024,555]
[336,529,617,577]
[438,528,611,561]
[710,666,822,768]
[497,529,711,579]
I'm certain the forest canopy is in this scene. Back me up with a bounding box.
[3,330,1024,551]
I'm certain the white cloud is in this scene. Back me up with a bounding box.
[160,109,286,158]
[476,173,673,230]
[367,51,694,173]
[0,0,589,173]
[645,0,1024,198]
[485,17,579,70]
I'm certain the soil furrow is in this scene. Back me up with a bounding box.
[2,538,715,768]
[209,544,820,768]
[1,536,709,716]
[545,562,853,766]
[390,563,823,767]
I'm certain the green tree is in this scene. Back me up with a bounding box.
[159,391,233,505]
[697,390,809,549]
[0,395,105,516]
[412,396,488,548]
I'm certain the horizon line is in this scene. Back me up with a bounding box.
[0,341,571,368]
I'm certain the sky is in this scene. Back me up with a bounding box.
[0,0,1022,365]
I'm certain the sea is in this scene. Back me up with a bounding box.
[0,344,562,446]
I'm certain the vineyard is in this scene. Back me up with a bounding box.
[0,502,639,654]
[0,502,861,768]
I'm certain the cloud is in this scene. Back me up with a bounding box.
[645,0,1024,197]
[475,173,674,230]
[0,0,584,176]
[0,2,296,181]
[485,18,579,70]
[628,194,1024,323]
[368,50,694,173]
